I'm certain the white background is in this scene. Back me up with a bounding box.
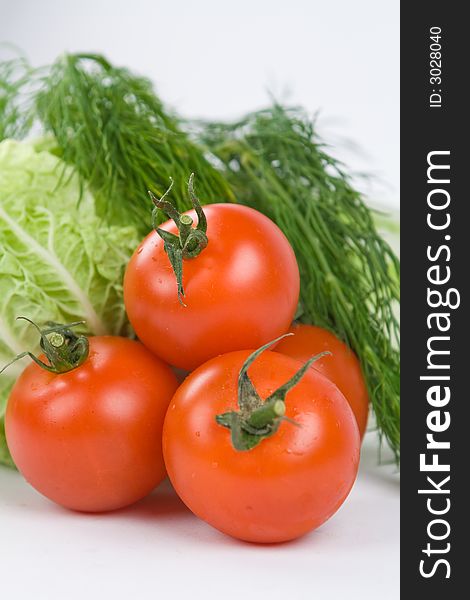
[0,2,400,599]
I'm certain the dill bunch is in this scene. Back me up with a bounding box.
[35,53,235,234]
[197,105,400,461]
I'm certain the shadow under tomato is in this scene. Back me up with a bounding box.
[1,467,350,549]
[100,479,344,548]
[100,478,191,520]
[104,480,316,547]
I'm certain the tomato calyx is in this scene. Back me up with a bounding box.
[0,317,89,375]
[216,334,331,451]
[149,173,208,305]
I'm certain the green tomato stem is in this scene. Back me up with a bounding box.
[247,400,286,429]
[216,334,331,451]
[149,173,208,304]
[0,317,89,375]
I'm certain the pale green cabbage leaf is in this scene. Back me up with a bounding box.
[0,140,141,466]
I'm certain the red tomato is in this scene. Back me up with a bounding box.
[124,204,299,370]
[163,348,360,543]
[6,336,178,512]
[275,324,369,438]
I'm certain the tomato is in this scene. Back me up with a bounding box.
[124,203,299,370]
[275,324,369,438]
[163,345,360,543]
[6,336,178,512]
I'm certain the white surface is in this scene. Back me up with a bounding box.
[0,0,399,210]
[0,432,399,600]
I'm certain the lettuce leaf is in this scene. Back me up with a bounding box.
[0,140,141,466]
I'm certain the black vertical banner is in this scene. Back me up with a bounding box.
[401,2,467,596]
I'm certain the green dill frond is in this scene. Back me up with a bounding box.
[0,55,37,141]
[35,53,235,234]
